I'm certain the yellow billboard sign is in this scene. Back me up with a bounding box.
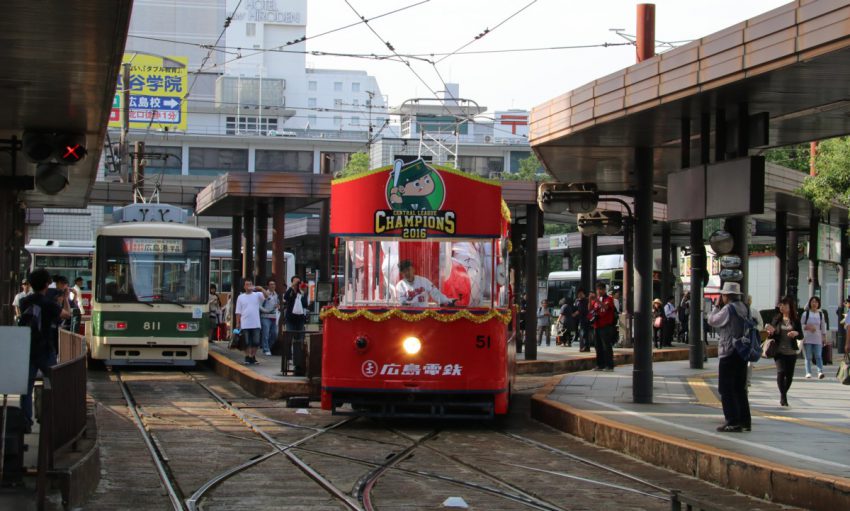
[109,54,188,132]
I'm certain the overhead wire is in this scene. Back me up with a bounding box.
[435,0,539,64]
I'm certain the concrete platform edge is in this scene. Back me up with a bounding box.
[517,345,718,374]
[206,349,319,399]
[531,376,850,511]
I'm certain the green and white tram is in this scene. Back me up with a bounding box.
[87,207,211,366]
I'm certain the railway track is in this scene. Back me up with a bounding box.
[104,369,783,511]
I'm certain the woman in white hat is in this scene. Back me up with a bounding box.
[707,282,751,432]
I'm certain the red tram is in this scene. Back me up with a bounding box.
[320,159,515,418]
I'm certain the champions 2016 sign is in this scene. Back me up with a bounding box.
[330,159,503,239]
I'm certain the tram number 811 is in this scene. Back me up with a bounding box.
[143,321,162,331]
[475,335,491,349]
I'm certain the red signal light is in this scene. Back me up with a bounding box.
[60,144,87,163]
[177,322,188,331]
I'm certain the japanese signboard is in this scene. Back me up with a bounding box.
[124,238,184,255]
[109,54,188,132]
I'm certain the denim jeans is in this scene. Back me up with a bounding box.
[803,343,824,375]
[23,351,57,426]
[260,317,277,353]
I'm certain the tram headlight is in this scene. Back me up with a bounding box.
[354,336,369,350]
[402,336,421,355]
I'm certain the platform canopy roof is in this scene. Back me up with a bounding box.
[530,0,850,227]
[1,0,132,207]
[195,172,331,216]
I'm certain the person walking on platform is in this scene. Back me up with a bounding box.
[573,289,590,352]
[537,299,551,346]
[707,282,751,432]
[259,279,281,356]
[765,295,802,407]
[234,279,267,365]
[589,281,616,371]
[801,296,827,379]
[663,296,677,347]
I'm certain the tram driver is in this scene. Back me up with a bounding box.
[395,259,456,307]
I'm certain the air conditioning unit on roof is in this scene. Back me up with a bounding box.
[484,135,492,143]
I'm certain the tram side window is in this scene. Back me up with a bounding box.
[342,239,501,307]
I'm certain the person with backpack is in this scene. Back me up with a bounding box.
[801,296,827,379]
[707,282,751,432]
[556,298,574,347]
[19,268,71,432]
[765,295,803,407]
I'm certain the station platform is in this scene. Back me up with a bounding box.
[532,355,850,510]
[206,341,317,399]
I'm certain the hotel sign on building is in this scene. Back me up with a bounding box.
[232,0,305,25]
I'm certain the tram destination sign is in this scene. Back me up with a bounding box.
[124,238,184,254]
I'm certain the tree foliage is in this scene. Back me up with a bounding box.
[799,137,850,213]
[338,152,370,177]
[502,153,545,181]
[765,144,811,173]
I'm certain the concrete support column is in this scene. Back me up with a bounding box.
[808,211,820,298]
[243,208,255,281]
[272,199,286,283]
[633,146,654,404]
[623,219,634,347]
[231,215,243,319]
[510,220,524,354]
[661,223,671,300]
[255,203,268,284]
[776,211,787,301]
[788,230,799,302]
[841,226,848,302]
[524,204,539,360]
[319,154,332,283]
[689,220,704,368]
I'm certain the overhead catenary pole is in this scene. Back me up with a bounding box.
[121,62,131,183]
[524,204,539,360]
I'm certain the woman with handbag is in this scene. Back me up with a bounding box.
[652,299,663,349]
[765,295,803,407]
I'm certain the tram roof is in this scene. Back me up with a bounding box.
[529,0,850,228]
[1,1,132,208]
[194,172,332,216]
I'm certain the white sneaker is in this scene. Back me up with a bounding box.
[264,351,272,356]
[805,373,812,379]
[818,372,825,380]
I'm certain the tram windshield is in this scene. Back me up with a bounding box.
[339,239,508,308]
[96,236,209,304]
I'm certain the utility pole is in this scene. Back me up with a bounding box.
[365,91,375,152]
[133,141,145,203]
[120,62,131,183]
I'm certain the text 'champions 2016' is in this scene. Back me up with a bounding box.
[374,210,457,239]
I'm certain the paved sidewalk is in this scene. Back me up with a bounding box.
[533,354,850,510]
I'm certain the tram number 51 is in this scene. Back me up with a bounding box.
[475,335,491,349]
[143,321,162,331]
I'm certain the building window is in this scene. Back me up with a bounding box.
[189,148,248,174]
[351,117,360,126]
[334,81,343,92]
[321,152,352,173]
[352,99,359,107]
[142,146,182,175]
[308,80,317,91]
[246,23,256,37]
[255,150,313,173]
[333,116,342,127]
[334,98,343,108]
[225,116,278,135]
[457,156,504,177]
[352,82,360,92]
[307,114,317,127]
[307,97,317,108]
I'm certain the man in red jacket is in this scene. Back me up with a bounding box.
[589,281,617,371]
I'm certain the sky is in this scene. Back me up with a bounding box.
[304,0,791,111]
